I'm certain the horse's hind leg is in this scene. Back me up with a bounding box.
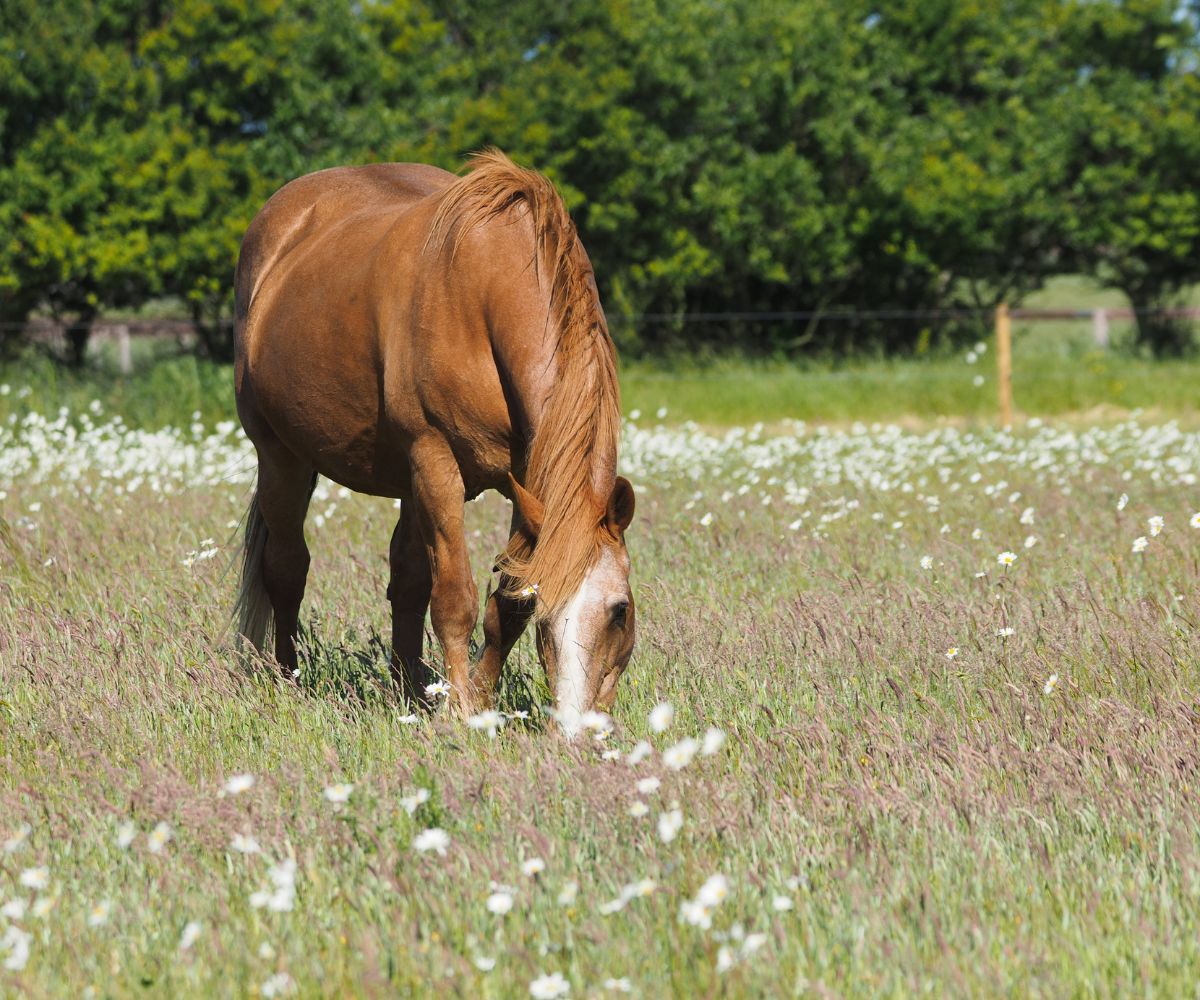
[255,444,316,674]
[388,501,432,706]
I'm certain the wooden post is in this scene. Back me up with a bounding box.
[1091,308,1109,349]
[115,323,132,375]
[996,303,1012,427]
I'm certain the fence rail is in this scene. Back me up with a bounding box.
[6,309,1200,425]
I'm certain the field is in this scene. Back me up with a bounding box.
[4,363,1200,997]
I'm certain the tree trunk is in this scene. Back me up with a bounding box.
[65,309,97,368]
[1125,287,1194,356]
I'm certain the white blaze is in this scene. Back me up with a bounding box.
[555,566,600,738]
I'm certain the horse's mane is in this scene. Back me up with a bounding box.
[426,149,621,621]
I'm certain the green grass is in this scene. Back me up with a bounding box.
[5,346,1197,432]
[4,397,1200,995]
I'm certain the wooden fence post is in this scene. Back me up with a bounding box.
[996,303,1013,427]
[1091,308,1109,349]
[115,323,132,374]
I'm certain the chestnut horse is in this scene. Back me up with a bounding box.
[232,151,636,730]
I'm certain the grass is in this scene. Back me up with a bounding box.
[4,396,1200,995]
[5,276,1200,430]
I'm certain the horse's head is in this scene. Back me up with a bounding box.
[511,476,636,737]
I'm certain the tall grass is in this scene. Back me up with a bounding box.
[3,403,1200,995]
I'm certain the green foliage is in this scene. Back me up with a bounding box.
[1,0,1199,357]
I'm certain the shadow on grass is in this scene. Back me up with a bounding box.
[244,613,551,728]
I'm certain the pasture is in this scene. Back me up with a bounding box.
[4,390,1200,996]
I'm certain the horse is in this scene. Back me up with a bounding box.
[232,150,636,733]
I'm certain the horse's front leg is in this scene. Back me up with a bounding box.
[472,564,534,709]
[410,440,479,716]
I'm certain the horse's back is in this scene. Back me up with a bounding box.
[236,163,454,319]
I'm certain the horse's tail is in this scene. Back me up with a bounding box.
[233,491,272,652]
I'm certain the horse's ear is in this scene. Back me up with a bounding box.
[607,476,635,533]
[508,473,544,539]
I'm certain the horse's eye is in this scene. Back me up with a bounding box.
[611,601,629,628]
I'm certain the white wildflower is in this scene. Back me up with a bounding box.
[230,833,261,855]
[18,867,49,890]
[413,828,450,855]
[323,783,353,804]
[529,971,570,998]
[626,741,653,766]
[662,737,700,771]
[221,773,255,796]
[147,822,172,854]
[648,702,674,733]
[179,921,202,951]
[2,825,30,854]
[116,820,137,850]
[487,890,515,915]
[399,788,430,816]
[657,808,683,843]
[701,727,726,756]
[467,710,505,737]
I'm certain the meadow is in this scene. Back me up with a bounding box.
[3,355,1200,996]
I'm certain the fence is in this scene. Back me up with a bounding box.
[7,306,1200,425]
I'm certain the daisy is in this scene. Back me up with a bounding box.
[996,551,1017,567]
[1148,516,1164,536]
[522,858,546,877]
[529,971,570,999]
[424,680,452,700]
[19,867,49,890]
[323,783,353,804]
[657,808,683,843]
[1132,536,1148,553]
[467,710,505,737]
[1043,674,1059,695]
[261,972,295,998]
[179,921,202,951]
[701,727,726,756]
[230,833,261,855]
[0,900,27,920]
[636,777,661,795]
[626,741,653,766]
[663,737,700,771]
[221,773,255,796]
[399,788,430,816]
[413,828,450,855]
[87,901,112,927]
[2,825,30,854]
[147,822,172,854]
[648,702,674,733]
[486,890,515,915]
[2,926,31,972]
